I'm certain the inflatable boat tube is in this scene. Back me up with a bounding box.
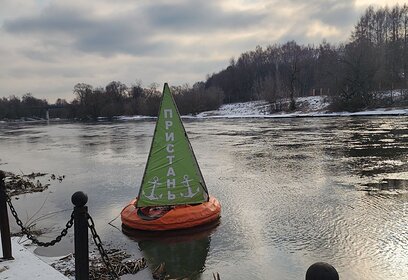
[121,196,221,231]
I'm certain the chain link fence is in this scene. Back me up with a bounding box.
[0,178,146,280]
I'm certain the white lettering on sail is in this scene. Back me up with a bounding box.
[168,191,175,200]
[163,107,176,201]
[165,120,173,130]
[166,144,174,153]
[164,109,173,118]
[166,155,175,164]
[167,167,175,177]
[165,132,174,142]
[167,178,176,188]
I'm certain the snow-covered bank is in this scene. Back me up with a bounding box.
[117,96,406,120]
[194,107,408,119]
[0,237,69,279]
[3,96,406,123]
[196,100,272,117]
[192,96,407,119]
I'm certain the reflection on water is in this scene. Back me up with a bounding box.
[139,238,209,279]
[363,179,408,194]
[0,117,408,280]
[123,223,218,279]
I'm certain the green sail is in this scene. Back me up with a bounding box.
[136,83,209,207]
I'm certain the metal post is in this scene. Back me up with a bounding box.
[0,171,13,260]
[72,191,89,280]
[306,262,339,280]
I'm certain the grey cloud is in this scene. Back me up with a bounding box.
[22,50,57,63]
[286,0,358,27]
[144,0,267,32]
[260,0,358,44]
[3,1,266,57]
[3,4,166,56]
[3,5,90,33]
[313,2,358,27]
[71,20,161,56]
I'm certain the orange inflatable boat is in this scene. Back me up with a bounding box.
[121,196,221,231]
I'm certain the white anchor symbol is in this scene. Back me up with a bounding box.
[143,176,163,200]
[180,175,200,198]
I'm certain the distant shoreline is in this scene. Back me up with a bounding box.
[1,110,407,124]
[1,97,407,124]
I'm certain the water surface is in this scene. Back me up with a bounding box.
[0,117,407,280]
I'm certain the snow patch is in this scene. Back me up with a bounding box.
[196,100,271,118]
[0,237,69,279]
[192,96,407,119]
[295,96,330,112]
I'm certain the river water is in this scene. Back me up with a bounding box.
[0,117,408,280]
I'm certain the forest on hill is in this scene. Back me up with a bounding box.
[1,5,408,120]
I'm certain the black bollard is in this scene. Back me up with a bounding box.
[72,191,89,280]
[0,171,13,260]
[306,262,339,280]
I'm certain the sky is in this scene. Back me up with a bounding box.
[0,0,406,102]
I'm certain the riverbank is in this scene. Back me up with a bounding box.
[1,96,407,124]
[193,95,408,118]
[120,95,408,120]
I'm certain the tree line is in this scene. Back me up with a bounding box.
[0,81,223,120]
[1,4,408,120]
[205,4,408,111]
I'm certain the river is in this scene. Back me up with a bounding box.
[0,117,407,280]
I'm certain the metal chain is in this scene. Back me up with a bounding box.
[6,194,74,247]
[5,189,145,279]
[87,213,119,280]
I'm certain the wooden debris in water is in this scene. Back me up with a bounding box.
[151,262,220,280]
[51,248,147,280]
[152,262,166,279]
[2,170,65,196]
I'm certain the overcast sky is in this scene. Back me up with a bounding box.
[0,0,406,102]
